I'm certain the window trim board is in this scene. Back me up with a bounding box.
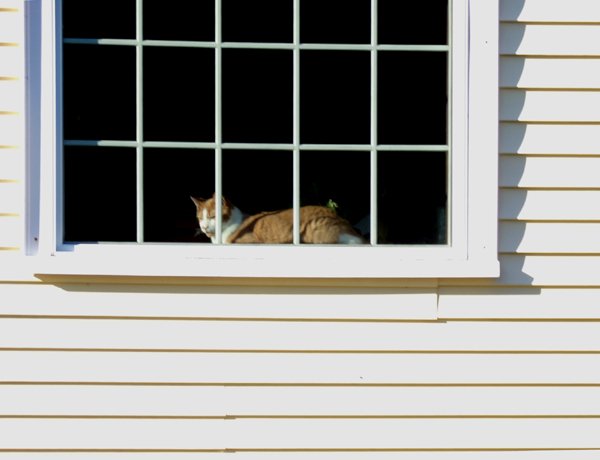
[28,0,500,279]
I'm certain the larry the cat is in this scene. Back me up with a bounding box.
[191,194,365,244]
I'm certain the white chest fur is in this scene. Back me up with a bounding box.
[213,206,244,244]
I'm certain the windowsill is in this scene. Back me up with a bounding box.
[26,244,500,281]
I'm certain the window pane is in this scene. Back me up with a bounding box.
[300,151,370,243]
[378,51,447,145]
[301,51,370,144]
[63,147,137,243]
[144,0,215,42]
[144,47,215,142]
[63,0,135,39]
[222,150,293,243]
[378,0,448,45]
[63,44,136,141]
[222,50,292,143]
[144,149,215,243]
[378,151,447,245]
[222,0,292,43]
[301,0,370,44]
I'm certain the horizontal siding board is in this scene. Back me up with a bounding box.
[2,419,600,450]
[0,114,21,146]
[0,149,21,180]
[500,123,600,155]
[0,79,21,112]
[4,385,600,416]
[438,287,600,319]
[0,284,435,320]
[501,255,600,286]
[3,319,600,352]
[500,156,600,189]
[500,222,600,253]
[499,190,600,221]
[500,0,600,22]
[447,255,600,287]
[0,181,21,214]
[500,57,600,89]
[0,11,21,43]
[0,454,599,460]
[2,352,600,384]
[0,215,20,247]
[500,90,600,122]
[0,44,21,76]
[500,23,600,56]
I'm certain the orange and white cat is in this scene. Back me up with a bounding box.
[191,194,365,244]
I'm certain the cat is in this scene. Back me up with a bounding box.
[191,194,366,244]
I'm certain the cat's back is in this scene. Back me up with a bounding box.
[228,205,364,244]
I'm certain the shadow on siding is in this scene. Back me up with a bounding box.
[498,1,534,285]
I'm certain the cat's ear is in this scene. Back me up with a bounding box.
[190,196,205,209]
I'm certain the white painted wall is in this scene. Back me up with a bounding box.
[1,0,600,457]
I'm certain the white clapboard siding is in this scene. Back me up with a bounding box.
[450,255,600,287]
[501,0,600,22]
[500,123,600,155]
[0,214,20,247]
[500,156,600,189]
[500,90,600,122]
[4,386,600,416]
[500,57,600,89]
[0,79,21,113]
[0,44,21,76]
[0,283,436,320]
[0,453,599,460]
[0,11,20,44]
[0,114,22,146]
[500,23,600,56]
[3,352,600,384]
[500,189,600,221]
[2,419,600,450]
[0,181,21,214]
[500,222,600,253]
[3,319,600,352]
[438,287,600,319]
[0,149,21,179]
[0,1,20,10]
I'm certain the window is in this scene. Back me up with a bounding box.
[29,0,499,278]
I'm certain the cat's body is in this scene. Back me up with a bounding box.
[191,195,365,244]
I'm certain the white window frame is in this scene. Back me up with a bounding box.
[27,0,499,279]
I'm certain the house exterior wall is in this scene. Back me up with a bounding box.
[2,0,600,456]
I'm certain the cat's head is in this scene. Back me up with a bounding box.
[190,194,234,239]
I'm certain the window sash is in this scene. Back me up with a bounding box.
[58,0,455,248]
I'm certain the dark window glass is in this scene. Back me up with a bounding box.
[144,149,215,243]
[378,51,447,145]
[144,0,215,42]
[379,0,448,45]
[63,0,136,39]
[222,0,292,43]
[63,147,137,242]
[378,151,447,244]
[301,0,370,44]
[144,47,215,142]
[300,151,370,239]
[223,50,292,143]
[301,51,370,144]
[63,44,136,140]
[222,150,292,216]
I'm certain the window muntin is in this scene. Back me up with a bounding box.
[60,0,452,248]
